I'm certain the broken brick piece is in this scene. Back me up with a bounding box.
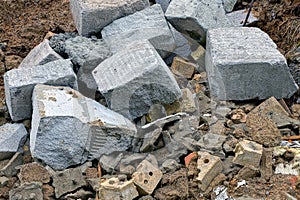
[184,152,198,167]
[171,56,196,79]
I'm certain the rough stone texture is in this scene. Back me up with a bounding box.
[49,32,78,56]
[197,133,227,152]
[165,0,232,40]
[233,140,263,169]
[155,0,171,12]
[227,9,259,27]
[70,0,150,36]
[93,40,182,120]
[171,57,195,79]
[206,27,298,100]
[197,151,223,191]
[0,123,27,161]
[223,0,237,13]
[181,88,197,114]
[18,39,63,68]
[101,5,176,58]
[4,59,78,121]
[260,148,273,180]
[191,45,206,72]
[0,153,23,177]
[132,160,163,195]
[30,84,137,170]
[18,163,50,184]
[9,182,43,200]
[99,177,139,200]
[146,104,167,123]
[52,167,87,198]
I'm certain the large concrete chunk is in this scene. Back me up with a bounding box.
[4,59,78,121]
[165,0,232,40]
[70,0,150,36]
[30,84,137,170]
[101,5,176,57]
[206,27,298,100]
[92,40,182,120]
[0,123,27,161]
[18,39,63,68]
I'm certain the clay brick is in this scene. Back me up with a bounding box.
[196,151,223,191]
[132,160,163,195]
[171,57,195,79]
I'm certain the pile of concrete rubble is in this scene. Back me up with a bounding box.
[1,0,300,199]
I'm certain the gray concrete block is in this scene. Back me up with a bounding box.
[0,123,27,161]
[18,39,63,68]
[70,0,150,36]
[165,0,232,40]
[92,40,182,120]
[206,27,298,100]
[30,84,137,170]
[4,59,78,121]
[155,0,171,12]
[101,5,176,58]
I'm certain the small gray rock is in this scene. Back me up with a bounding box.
[9,182,43,200]
[49,32,78,56]
[155,0,171,12]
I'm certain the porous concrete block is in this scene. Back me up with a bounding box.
[101,5,176,58]
[18,39,63,68]
[171,57,195,79]
[206,27,298,100]
[4,59,78,121]
[196,151,223,191]
[233,140,263,169]
[99,177,139,200]
[70,0,150,36]
[132,160,163,195]
[0,123,27,161]
[165,0,232,40]
[52,167,87,198]
[30,84,136,170]
[92,40,182,120]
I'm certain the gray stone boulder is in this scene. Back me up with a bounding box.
[18,39,63,68]
[30,84,137,170]
[0,123,27,161]
[92,40,182,120]
[155,0,171,12]
[70,0,150,36]
[165,0,232,40]
[4,59,78,121]
[206,27,298,100]
[101,4,176,58]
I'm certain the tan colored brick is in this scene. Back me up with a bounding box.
[132,160,162,195]
[260,148,273,180]
[196,151,223,191]
[171,56,195,79]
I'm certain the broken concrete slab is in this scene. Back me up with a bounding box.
[233,140,263,169]
[18,39,63,68]
[227,9,259,27]
[70,0,150,36]
[206,27,298,100]
[132,160,163,195]
[197,151,223,191]
[4,59,78,121]
[52,167,87,198]
[165,0,232,40]
[99,177,139,200]
[93,40,182,120]
[9,182,43,200]
[0,123,27,161]
[102,5,175,58]
[30,84,137,170]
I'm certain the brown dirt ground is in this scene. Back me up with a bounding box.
[0,0,299,199]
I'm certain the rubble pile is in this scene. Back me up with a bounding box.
[1,0,300,199]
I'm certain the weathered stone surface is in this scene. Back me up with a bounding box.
[191,45,206,72]
[206,27,298,100]
[233,140,263,169]
[93,40,182,120]
[227,9,259,27]
[165,0,232,40]
[70,0,150,36]
[132,160,163,195]
[18,39,63,68]
[49,32,78,56]
[0,153,23,177]
[155,0,171,12]
[260,148,273,180]
[171,57,195,79]
[223,0,237,13]
[99,177,139,200]
[0,123,27,161]
[197,151,223,191]
[9,182,43,200]
[18,162,50,184]
[140,127,162,153]
[197,133,227,152]
[52,167,87,198]
[4,59,78,121]
[102,5,175,57]
[169,24,192,60]
[30,84,137,170]
[146,104,167,123]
